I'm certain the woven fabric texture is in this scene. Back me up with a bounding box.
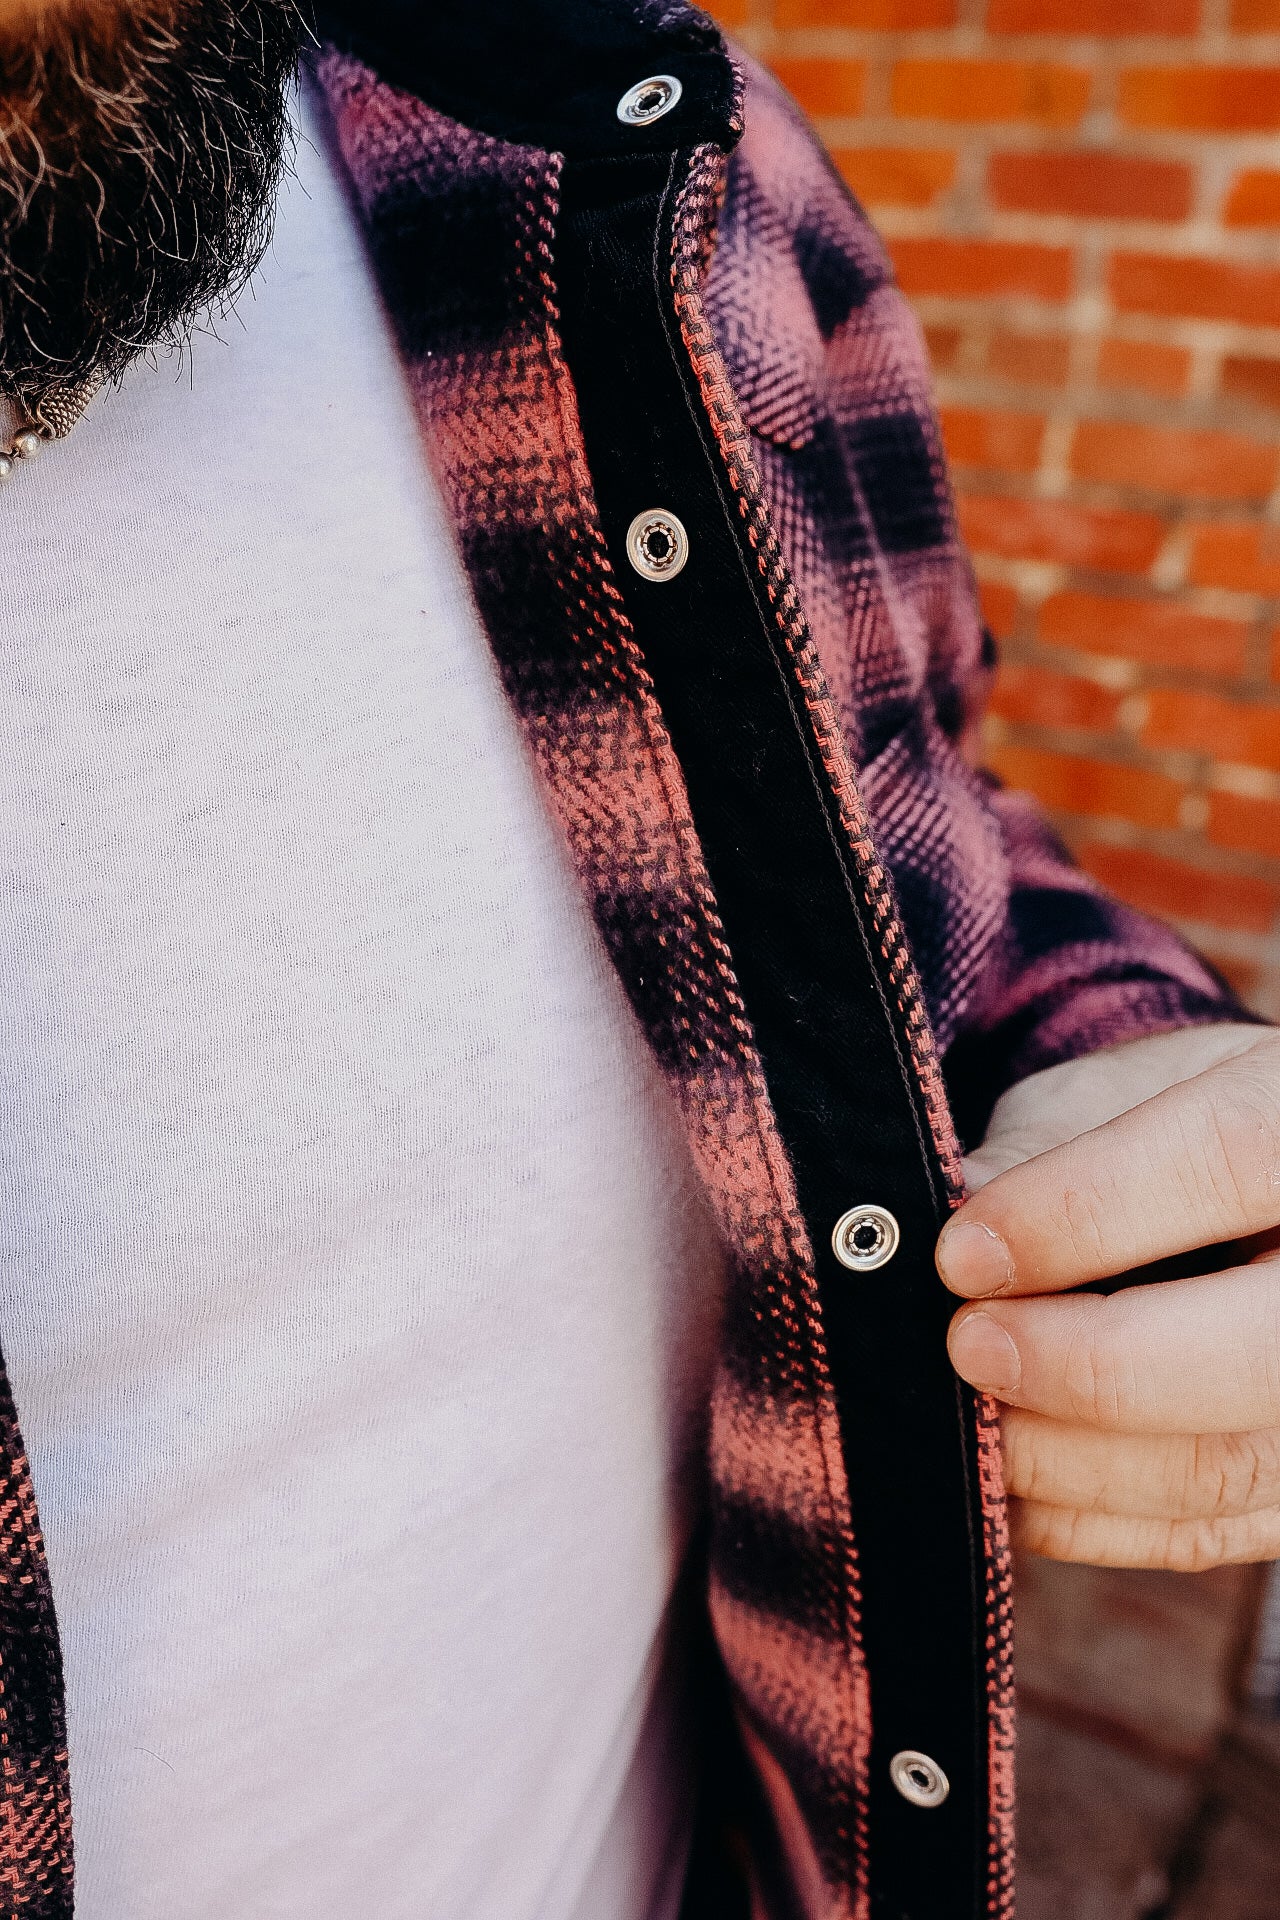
[310,28,1246,1920]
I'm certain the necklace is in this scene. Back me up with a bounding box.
[0,372,103,484]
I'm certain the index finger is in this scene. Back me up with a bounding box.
[937,1034,1280,1299]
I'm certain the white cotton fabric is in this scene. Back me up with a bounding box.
[0,87,726,1920]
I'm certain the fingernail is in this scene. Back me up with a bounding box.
[936,1220,1015,1297]
[949,1312,1022,1396]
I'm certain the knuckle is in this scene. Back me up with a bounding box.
[1056,1182,1112,1274]
[1258,1299,1280,1422]
[1207,1429,1280,1516]
[1195,1432,1252,1518]
[1169,1510,1280,1570]
[1197,1066,1280,1230]
[1178,1518,1232,1573]
[1239,1506,1280,1563]
[1183,1424,1280,1525]
[999,1415,1033,1500]
[1005,1415,1070,1508]
[1220,1428,1280,1512]
[1062,1303,1130,1427]
[1012,1499,1083,1561]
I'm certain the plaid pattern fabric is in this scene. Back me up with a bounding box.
[312,32,1240,1920]
[0,16,1245,1919]
[0,1371,72,1918]
[704,64,1235,1107]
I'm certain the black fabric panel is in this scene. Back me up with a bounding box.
[314,0,739,157]
[847,411,949,557]
[678,1558,801,1920]
[792,219,879,336]
[785,418,876,575]
[364,166,526,359]
[1007,884,1117,961]
[460,522,596,715]
[556,150,991,1920]
[593,884,746,1079]
[712,1493,850,1633]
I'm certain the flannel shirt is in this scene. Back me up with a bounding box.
[0,3,1246,1916]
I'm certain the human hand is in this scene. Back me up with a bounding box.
[937,1021,1280,1569]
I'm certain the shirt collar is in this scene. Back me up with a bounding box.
[312,0,740,156]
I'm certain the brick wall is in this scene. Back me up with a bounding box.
[714,0,1280,1017]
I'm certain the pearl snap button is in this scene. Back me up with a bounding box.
[626,509,690,583]
[890,1750,950,1809]
[616,74,683,126]
[831,1204,900,1273]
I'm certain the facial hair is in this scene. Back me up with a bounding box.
[0,0,306,405]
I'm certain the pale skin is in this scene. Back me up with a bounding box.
[940,1020,1280,1572]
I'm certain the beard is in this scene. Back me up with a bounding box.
[0,0,306,406]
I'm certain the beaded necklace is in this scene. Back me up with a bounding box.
[0,373,103,484]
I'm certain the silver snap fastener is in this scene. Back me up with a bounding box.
[831,1204,900,1273]
[890,1750,950,1809]
[626,508,689,583]
[616,74,683,126]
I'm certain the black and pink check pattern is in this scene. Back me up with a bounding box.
[0,23,1245,1920]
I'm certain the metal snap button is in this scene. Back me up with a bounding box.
[616,74,683,126]
[890,1750,950,1809]
[626,509,689,583]
[831,1204,900,1273]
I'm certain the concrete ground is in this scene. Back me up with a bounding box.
[1015,1555,1279,1919]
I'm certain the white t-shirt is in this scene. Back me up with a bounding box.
[0,87,726,1919]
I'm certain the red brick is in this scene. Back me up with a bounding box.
[990,152,1191,222]
[924,324,964,371]
[988,744,1185,827]
[1188,521,1280,596]
[979,579,1020,638]
[1039,591,1251,673]
[891,60,1091,128]
[1072,421,1278,502]
[988,663,1122,732]
[1234,0,1280,26]
[834,147,956,209]
[892,237,1073,302]
[769,59,866,120]
[941,407,1046,472]
[709,0,751,20]
[1221,355,1280,415]
[1074,841,1280,930]
[1225,169,1280,227]
[1097,337,1190,398]
[957,494,1165,572]
[1111,252,1280,330]
[1119,68,1280,133]
[777,0,955,21]
[987,330,1072,386]
[1143,687,1280,764]
[990,0,1197,30]
[1207,790,1280,858]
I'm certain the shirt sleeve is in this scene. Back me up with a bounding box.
[714,54,1260,1154]
[941,770,1259,1148]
